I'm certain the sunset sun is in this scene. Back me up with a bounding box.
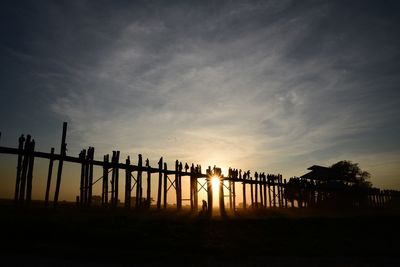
[211,176,220,191]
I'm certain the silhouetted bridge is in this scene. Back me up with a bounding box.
[0,122,399,213]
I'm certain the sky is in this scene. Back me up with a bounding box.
[0,0,400,201]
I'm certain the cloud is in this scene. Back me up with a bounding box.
[1,0,399,189]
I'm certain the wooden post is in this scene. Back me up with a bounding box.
[25,139,35,205]
[54,122,67,206]
[163,162,168,209]
[207,175,213,214]
[79,150,86,208]
[102,154,109,206]
[84,149,90,206]
[191,165,198,211]
[263,175,267,208]
[228,181,233,210]
[87,147,94,206]
[190,171,194,211]
[194,176,198,211]
[157,157,162,210]
[110,151,115,206]
[125,156,131,209]
[146,158,151,209]
[277,176,282,208]
[254,174,258,208]
[14,135,25,202]
[19,135,31,203]
[268,176,272,208]
[232,180,236,211]
[44,147,55,206]
[136,154,143,208]
[284,179,288,208]
[242,180,246,210]
[219,177,225,214]
[272,178,276,208]
[178,162,182,209]
[114,151,120,207]
[250,177,254,208]
[259,176,263,208]
[175,160,180,210]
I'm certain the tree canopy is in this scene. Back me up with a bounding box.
[330,160,372,188]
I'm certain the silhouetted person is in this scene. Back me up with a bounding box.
[202,200,207,212]
[18,134,25,147]
[207,166,212,176]
[185,163,189,172]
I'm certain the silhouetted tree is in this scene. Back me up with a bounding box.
[330,160,372,188]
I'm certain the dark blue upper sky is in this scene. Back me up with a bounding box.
[1,0,399,192]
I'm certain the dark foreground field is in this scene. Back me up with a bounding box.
[0,202,399,266]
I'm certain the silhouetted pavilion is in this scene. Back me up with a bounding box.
[300,165,337,182]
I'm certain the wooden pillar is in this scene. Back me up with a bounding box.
[84,149,90,206]
[19,135,31,203]
[259,176,263,208]
[250,177,254,208]
[192,166,198,211]
[163,162,168,209]
[14,134,25,202]
[232,180,236,211]
[178,163,182,209]
[175,160,180,210]
[146,159,151,209]
[298,184,303,208]
[125,156,131,209]
[194,176,198,211]
[219,177,225,214]
[228,181,233,210]
[242,179,246,210]
[272,178,276,208]
[254,174,258,208]
[277,176,282,208]
[136,154,143,208]
[110,151,115,206]
[284,179,288,208]
[87,147,94,206]
[102,154,109,206]
[190,172,194,211]
[111,151,120,208]
[45,148,55,206]
[268,176,272,208]
[114,151,120,207]
[207,175,213,214]
[25,139,35,205]
[263,175,267,208]
[79,150,86,208]
[157,157,163,210]
[54,122,67,206]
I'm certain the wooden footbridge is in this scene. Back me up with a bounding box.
[1,122,399,213]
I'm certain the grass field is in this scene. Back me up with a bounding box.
[0,201,399,266]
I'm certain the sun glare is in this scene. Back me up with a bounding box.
[211,176,220,190]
